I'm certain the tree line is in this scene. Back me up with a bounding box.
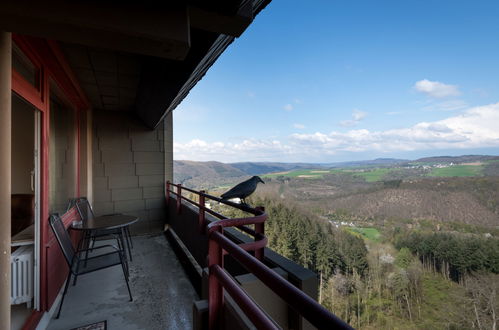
[395,231,499,282]
[253,197,369,278]
[212,194,498,328]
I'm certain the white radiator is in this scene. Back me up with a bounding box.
[11,245,33,308]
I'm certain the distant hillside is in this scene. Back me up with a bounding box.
[174,160,247,189]
[326,158,408,168]
[230,162,322,175]
[413,155,499,164]
[258,175,499,228]
[327,185,499,227]
[174,160,327,189]
[173,155,499,191]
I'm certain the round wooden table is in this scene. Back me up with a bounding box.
[71,214,138,261]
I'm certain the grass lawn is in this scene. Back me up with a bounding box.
[347,227,381,241]
[428,164,483,177]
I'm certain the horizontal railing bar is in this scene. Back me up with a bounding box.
[179,197,262,239]
[167,182,262,215]
[171,192,264,238]
[203,207,227,220]
[236,224,257,236]
[210,231,353,330]
[207,213,267,232]
[211,264,279,330]
[234,237,267,253]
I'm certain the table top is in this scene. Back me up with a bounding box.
[71,214,138,231]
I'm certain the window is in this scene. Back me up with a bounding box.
[49,98,77,213]
[12,43,39,89]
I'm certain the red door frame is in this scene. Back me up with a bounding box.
[11,34,90,321]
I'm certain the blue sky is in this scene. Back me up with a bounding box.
[174,0,499,163]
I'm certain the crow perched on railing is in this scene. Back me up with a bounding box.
[220,176,265,206]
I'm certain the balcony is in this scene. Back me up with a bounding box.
[45,183,351,329]
[47,235,197,330]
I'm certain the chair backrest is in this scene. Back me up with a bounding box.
[49,214,76,267]
[75,197,95,221]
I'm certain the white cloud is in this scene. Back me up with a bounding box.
[293,123,305,129]
[174,138,292,162]
[421,99,468,112]
[352,109,367,121]
[340,109,367,127]
[283,104,293,111]
[293,102,499,153]
[414,79,460,98]
[174,103,499,162]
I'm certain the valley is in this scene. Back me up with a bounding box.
[174,155,499,329]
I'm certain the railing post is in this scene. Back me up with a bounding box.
[208,227,223,330]
[176,184,182,214]
[165,181,170,205]
[255,206,265,261]
[199,190,206,233]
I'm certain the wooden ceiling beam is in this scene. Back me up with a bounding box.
[0,1,191,59]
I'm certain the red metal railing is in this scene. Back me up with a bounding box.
[166,181,352,330]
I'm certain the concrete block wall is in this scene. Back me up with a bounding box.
[92,110,168,234]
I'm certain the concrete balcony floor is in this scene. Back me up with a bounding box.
[47,234,198,330]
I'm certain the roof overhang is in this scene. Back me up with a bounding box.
[0,0,271,128]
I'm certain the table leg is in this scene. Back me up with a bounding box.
[126,226,133,248]
[121,227,132,261]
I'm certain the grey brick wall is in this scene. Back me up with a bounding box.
[92,110,166,235]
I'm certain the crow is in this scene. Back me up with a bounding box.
[220,176,265,205]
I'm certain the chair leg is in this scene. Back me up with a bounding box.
[84,243,90,267]
[76,235,84,256]
[83,232,93,267]
[56,271,72,319]
[74,234,87,285]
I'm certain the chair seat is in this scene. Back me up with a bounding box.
[73,251,123,275]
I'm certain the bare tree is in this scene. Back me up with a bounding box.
[465,272,498,330]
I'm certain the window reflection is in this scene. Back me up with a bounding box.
[13,44,39,88]
[49,98,76,213]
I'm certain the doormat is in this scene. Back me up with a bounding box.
[71,320,107,330]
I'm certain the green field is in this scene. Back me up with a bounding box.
[347,227,381,241]
[263,169,334,179]
[353,168,391,182]
[264,167,394,182]
[428,164,483,177]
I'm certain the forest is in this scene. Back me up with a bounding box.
[232,197,499,330]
